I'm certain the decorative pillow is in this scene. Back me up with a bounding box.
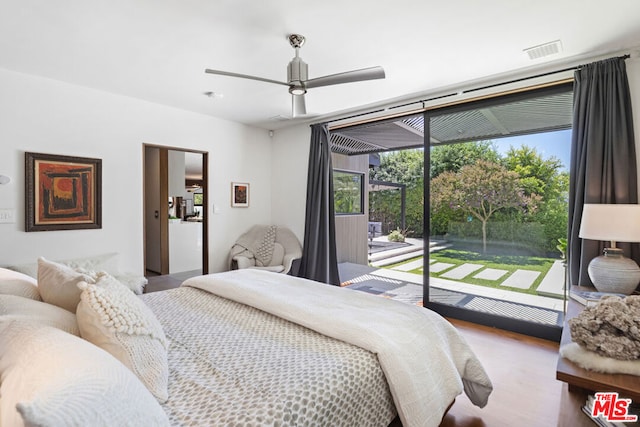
[37,257,97,313]
[0,268,41,301]
[0,318,170,427]
[0,294,79,336]
[76,273,169,402]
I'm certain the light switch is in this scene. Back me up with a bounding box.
[0,209,16,224]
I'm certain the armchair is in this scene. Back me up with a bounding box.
[229,225,302,274]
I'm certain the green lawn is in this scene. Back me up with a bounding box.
[385,248,558,296]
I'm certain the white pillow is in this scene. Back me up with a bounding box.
[0,318,170,427]
[76,274,169,402]
[37,257,96,313]
[0,268,41,301]
[0,294,79,336]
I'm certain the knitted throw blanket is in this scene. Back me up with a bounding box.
[254,226,277,267]
[229,225,278,268]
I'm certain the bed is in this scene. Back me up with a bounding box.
[0,262,492,427]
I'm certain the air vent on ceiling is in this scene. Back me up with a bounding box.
[523,40,562,60]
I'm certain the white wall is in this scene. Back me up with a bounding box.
[0,68,272,274]
[270,124,311,241]
[271,125,373,257]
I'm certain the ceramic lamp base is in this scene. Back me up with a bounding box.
[587,248,640,295]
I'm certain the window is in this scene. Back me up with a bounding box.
[193,193,203,206]
[333,170,364,215]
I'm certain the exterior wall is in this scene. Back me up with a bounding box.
[332,153,369,265]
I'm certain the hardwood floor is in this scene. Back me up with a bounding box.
[440,318,561,427]
[145,270,201,293]
[144,273,567,426]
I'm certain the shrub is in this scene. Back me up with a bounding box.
[388,229,405,242]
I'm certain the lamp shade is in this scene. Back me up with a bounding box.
[578,204,640,244]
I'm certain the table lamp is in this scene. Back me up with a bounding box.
[578,203,640,294]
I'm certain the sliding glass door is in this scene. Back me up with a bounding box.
[423,83,573,341]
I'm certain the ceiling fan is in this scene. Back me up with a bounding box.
[205,34,385,117]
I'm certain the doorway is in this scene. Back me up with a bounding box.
[143,144,209,277]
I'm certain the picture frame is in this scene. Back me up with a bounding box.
[231,182,249,208]
[25,152,102,232]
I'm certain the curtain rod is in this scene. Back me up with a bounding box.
[461,53,631,96]
[327,53,631,126]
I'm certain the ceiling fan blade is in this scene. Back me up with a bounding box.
[292,94,306,117]
[204,69,289,87]
[304,66,385,89]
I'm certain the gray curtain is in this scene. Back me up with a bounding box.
[568,56,638,287]
[297,123,340,285]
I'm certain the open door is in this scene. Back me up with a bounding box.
[143,144,208,276]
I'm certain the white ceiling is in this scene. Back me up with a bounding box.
[2,0,640,130]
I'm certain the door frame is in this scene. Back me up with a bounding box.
[143,144,209,275]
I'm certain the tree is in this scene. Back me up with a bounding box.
[502,145,569,252]
[431,160,538,252]
[370,149,423,185]
[430,141,500,178]
[501,145,564,202]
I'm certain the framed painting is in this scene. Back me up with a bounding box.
[231,182,249,208]
[25,152,102,232]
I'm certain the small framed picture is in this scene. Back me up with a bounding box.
[231,182,249,208]
[25,152,102,232]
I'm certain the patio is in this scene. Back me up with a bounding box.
[342,236,566,327]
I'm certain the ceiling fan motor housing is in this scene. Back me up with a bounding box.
[287,56,308,94]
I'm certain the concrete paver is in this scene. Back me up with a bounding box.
[500,269,540,290]
[536,260,566,298]
[430,262,455,273]
[474,268,508,281]
[441,263,483,280]
[393,259,425,271]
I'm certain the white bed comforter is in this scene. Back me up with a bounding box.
[183,269,493,427]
